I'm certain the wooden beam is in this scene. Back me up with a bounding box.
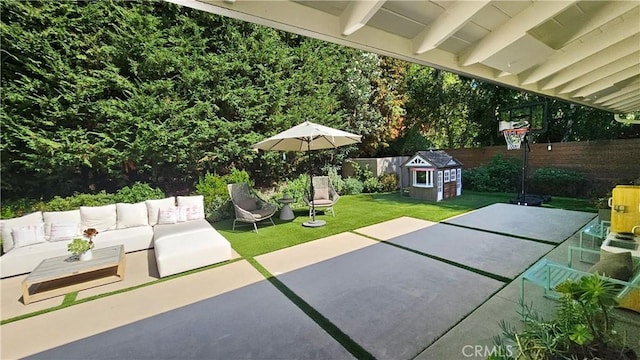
[460,1,576,66]
[559,52,640,94]
[521,8,639,85]
[340,0,386,36]
[412,0,490,54]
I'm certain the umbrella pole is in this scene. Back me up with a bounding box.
[303,140,325,227]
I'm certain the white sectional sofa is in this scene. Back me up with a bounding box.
[0,195,232,278]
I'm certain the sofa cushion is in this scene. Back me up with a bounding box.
[1,211,44,253]
[116,202,148,229]
[12,223,46,248]
[177,195,205,220]
[589,250,633,281]
[49,223,80,242]
[80,204,117,232]
[43,210,81,238]
[145,197,176,226]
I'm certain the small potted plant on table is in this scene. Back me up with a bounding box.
[68,228,98,261]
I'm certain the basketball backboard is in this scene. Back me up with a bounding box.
[497,102,548,133]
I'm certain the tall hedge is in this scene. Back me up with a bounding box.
[1,0,385,200]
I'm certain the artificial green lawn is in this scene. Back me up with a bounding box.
[215,191,594,258]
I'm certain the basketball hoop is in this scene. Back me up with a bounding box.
[502,128,528,150]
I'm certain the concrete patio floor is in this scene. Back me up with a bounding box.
[1,204,639,359]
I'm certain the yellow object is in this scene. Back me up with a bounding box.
[609,185,640,234]
[618,288,640,313]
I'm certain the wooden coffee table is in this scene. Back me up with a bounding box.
[22,245,126,304]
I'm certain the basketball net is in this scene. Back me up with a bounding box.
[502,128,528,150]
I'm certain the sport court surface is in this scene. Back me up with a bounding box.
[3,204,596,359]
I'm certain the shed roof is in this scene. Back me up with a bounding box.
[402,150,462,168]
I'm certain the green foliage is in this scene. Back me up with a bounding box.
[0,0,377,200]
[531,167,586,197]
[463,155,520,193]
[492,274,635,360]
[67,238,93,256]
[349,162,380,193]
[379,173,398,192]
[192,168,254,221]
[275,174,310,208]
[1,183,166,216]
[343,177,364,195]
[325,167,346,195]
[112,183,165,203]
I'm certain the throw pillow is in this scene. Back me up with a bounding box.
[238,198,257,212]
[0,211,44,253]
[12,223,46,248]
[116,202,149,229]
[145,197,176,226]
[49,223,80,242]
[588,250,633,281]
[158,207,178,224]
[177,206,189,222]
[80,204,117,232]
[176,196,205,220]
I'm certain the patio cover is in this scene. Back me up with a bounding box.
[168,0,640,121]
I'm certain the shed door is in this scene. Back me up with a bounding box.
[437,171,443,201]
[456,168,462,196]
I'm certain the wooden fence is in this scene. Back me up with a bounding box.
[345,138,640,196]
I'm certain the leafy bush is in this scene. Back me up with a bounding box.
[379,173,398,192]
[350,162,381,193]
[45,191,116,211]
[274,174,310,208]
[463,155,520,193]
[325,167,346,195]
[491,274,635,360]
[0,183,166,218]
[530,167,586,197]
[112,183,165,203]
[343,177,364,195]
[363,177,382,193]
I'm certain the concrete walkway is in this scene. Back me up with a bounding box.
[1,204,638,359]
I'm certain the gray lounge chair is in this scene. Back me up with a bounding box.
[304,176,340,217]
[227,183,276,233]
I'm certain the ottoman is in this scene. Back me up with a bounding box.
[153,219,232,278]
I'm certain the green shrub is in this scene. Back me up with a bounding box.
[531,167,586,197]
[343,177,364,195]
[45,191,116,211]
[363,177,382,193]
[113,183,165,203]
[351,162,380,193]
[0,183,166,218]
[325,167,346,195]
[195,173,232,222]
[379,173,398,192]
[225,167,253,187]
[275,174,310,208]
[463,155,520,193]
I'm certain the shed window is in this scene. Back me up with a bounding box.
[450,169,456,181]
[413,168,434,188]
[444,170,450,183]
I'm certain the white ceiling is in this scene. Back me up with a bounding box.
[169,0,640,115]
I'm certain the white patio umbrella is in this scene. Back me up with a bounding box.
[252,120,362,227]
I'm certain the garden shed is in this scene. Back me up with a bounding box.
[401,150,462,201]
